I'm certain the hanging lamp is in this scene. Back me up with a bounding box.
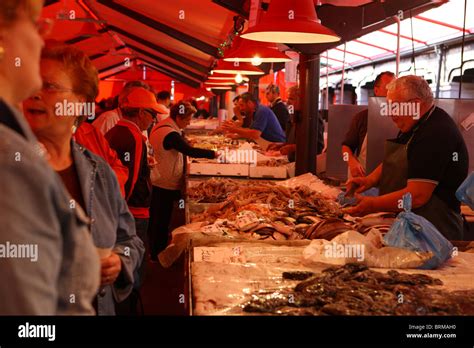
[223,36,291,64]
[208,72,249,81]
[241,0,340,44]
[196,84,214,98]
[211,60,264,75]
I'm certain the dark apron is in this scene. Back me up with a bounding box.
[379,108,463,240]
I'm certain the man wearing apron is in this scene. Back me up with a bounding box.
[342,72,396,179]
[345,76,469,240]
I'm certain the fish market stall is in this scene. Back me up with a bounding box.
[160,173,394,267]
[185,177,288,224]
[164,172,474,317]
[183,131,299,224]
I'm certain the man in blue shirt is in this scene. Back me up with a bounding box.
[222,92,286,143]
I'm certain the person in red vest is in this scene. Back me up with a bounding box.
[105,88,160,305]
[74,122,128,197]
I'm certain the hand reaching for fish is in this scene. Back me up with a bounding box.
[345,176,373,197]
[342,194,377,216]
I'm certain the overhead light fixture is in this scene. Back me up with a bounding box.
[223,36,291,64]
[212,60,264,75]
[235,73,244,83]
[208,72,249,81]
[241,0,340,44]
[196,85,214,98]
[251,56,263,66]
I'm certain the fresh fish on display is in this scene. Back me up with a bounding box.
[242,263,474,316]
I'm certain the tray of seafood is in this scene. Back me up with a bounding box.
[189,244,474,316]
[248,156,290,179]
[186,177,285,203]
[187,176,394,242]
[186,134,241,150]
[185,201,220,225]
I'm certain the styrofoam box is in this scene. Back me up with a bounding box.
[249,165,288,179]
[188,162,249,176]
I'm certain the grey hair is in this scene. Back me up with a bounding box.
[386,75,434,104]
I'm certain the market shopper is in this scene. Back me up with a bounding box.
[221,92,286,143]
[265,84,290,132]
[24,43,144,315]
[0,0,101,315]
[93,81,153,134]
[342,71,396,178]
[345,75,469,240]
[148,101,216,260]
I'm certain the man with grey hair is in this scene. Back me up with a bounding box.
[346,75,468,240]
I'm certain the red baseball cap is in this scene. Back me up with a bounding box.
[122,88,161,112]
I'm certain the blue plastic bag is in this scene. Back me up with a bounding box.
[456,172,474,210]
[383,193,453,270]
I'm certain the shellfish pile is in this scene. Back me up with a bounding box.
[188,178,279,203]
[242,263,474,315]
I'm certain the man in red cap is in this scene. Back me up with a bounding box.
[105,87,160,309]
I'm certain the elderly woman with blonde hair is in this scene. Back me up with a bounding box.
[23,42,145,315]
[0,0,100,314]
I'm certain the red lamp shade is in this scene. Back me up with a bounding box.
[241,0,340,44]
[196,86,214,98]
[223,36,291,63]
[209,72,249,81]
[212,60,264,75]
